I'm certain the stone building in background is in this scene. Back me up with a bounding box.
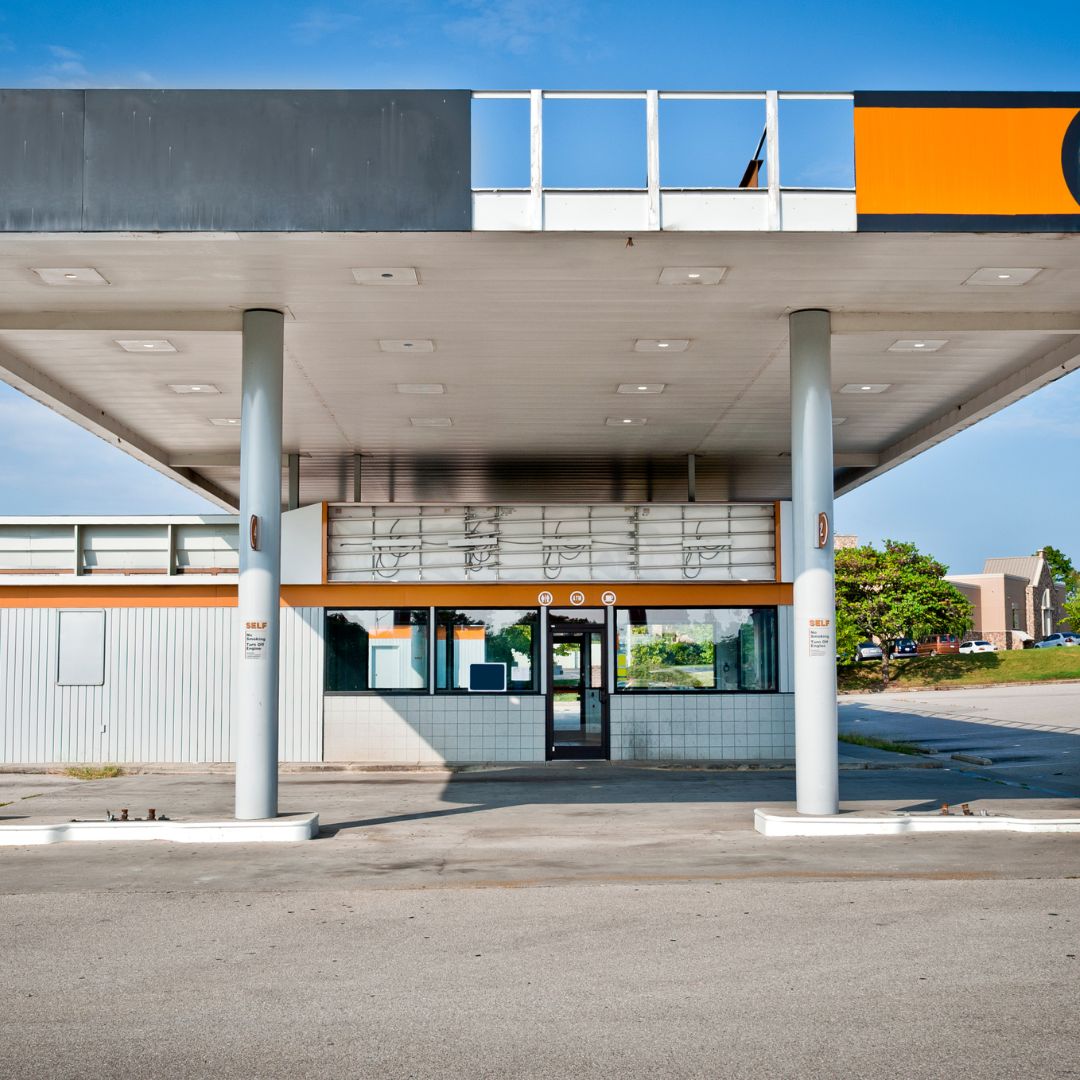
[947,551,1069,649]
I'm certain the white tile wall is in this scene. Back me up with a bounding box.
[323,691,794,764]
[609,693,794,762]
[323,694,547,764]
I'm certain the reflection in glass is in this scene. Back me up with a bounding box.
[552,630,604,749]
[436,608,539,691]
[616,608,777,691]
[325,609,429,692]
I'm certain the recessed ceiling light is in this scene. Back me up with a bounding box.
[410,417,452,427]
[168,384,219,394]
[351,267,420,286]
[606,417,647,426]
[116,339,177,353]
[635,339,690,353]
[618,383,665,394]
[658,267,726,286]
[209,417,241,426]
[380,339,435,353]
[32,267,109,286]
[839,383,891,394]
[887,339,947,353]
[397,383,445,394]
[963,267,1042,286]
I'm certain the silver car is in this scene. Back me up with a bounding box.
[1033,632,1080,648]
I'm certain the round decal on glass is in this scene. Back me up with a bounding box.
[569,590,586,607]
[601,590,617,606]
[537,591,554,606]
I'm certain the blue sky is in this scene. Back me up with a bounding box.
[1,0,1079,575]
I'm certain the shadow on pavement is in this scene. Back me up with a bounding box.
[317,760,1072,835]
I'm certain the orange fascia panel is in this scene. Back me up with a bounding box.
[856,106,1079,216]
[1,581,793,609]
[0,585,239,608]
[853,92,1080,231]
[282,582,793,608]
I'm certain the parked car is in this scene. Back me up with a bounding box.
[959,640,998,654]
[855,641,883,661]
[1033,632,1080,648]
[917,634,961,656]
[891,638,917,658]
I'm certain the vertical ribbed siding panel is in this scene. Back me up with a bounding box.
[278,606,323,762]
[0,606,243,764]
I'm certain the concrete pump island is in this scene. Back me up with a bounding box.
[1,88,1080,838]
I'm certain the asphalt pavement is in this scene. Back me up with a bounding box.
[2,689,1080,1079]
[840,682,1080,797]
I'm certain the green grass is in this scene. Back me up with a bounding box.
[64,765,124,781]
[838,732,932,756]
[839,647,1080,692]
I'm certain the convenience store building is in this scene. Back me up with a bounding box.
[0,88,1077,819]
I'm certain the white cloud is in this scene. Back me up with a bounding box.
[293,8,364,44]
[443,0,586,55]
[32,43,155,88]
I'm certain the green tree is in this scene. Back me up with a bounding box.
[1046,546,1080,632]
[1065,595,1080,633]
[1042,545,1077,588]
[834,540,972,685]
[834,607,862,667]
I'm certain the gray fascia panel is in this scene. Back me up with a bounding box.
[0,90,85,230]
[0,89,472,232]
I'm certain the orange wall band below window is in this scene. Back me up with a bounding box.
[0,582,793,609]
[854,91,1080,232]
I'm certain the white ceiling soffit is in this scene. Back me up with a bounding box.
[0,230,1077,507]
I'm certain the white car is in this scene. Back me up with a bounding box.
[959,640,997,654]
[1033,632,1080,648]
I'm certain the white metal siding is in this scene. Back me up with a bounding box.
[279,606,323,762]
[0,605,322,764]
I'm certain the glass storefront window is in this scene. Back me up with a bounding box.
[435,608,539,692]
[616,607,777,691]
[325,609,429,692]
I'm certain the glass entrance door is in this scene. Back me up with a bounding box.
[548,626,608,759]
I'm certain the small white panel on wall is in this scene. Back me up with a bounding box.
[57,610,106,686]
[282,503,325,584]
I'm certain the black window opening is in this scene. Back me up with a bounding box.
[325,609,430,692]
[615,607,779,692]
[435,608,540,693]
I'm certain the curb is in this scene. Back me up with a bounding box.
[754,807,1080,837]
[0,811,320,845]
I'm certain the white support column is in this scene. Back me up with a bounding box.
[789,309,838,815]
[236,309,285,821]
